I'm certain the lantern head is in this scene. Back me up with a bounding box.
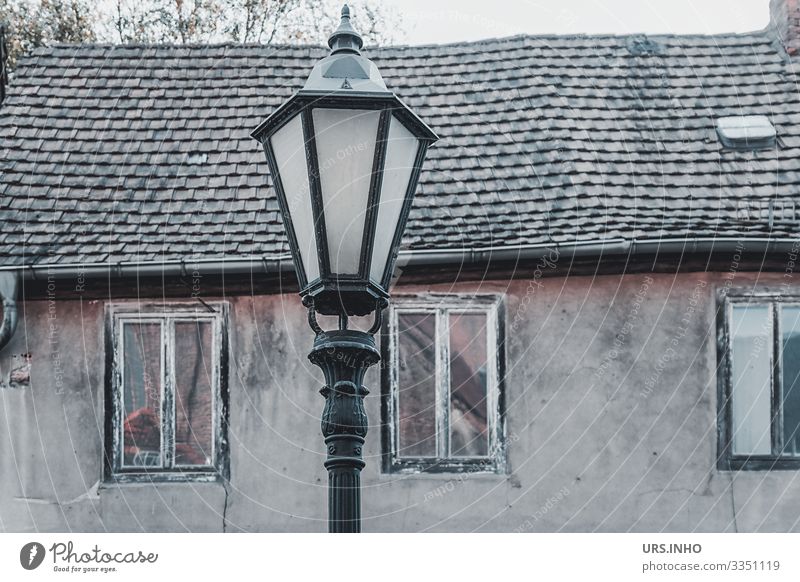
[252,5,438,316]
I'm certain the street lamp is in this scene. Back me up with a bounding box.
[251,5,438,532]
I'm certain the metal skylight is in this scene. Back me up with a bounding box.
[716,115,777,150]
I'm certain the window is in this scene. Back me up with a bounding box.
[105,303,229,482]
[382,294,505,473]
[719,292,800,470]
[715,115,777,150]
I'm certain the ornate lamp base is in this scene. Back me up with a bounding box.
[308,328,380,533]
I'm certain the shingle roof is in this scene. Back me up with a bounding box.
[1,32,799,267]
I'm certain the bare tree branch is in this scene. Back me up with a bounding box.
[1,0,404,71]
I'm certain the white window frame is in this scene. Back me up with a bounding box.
[718,289,800,471]
[105,302,229,483]
[382,294,506,474]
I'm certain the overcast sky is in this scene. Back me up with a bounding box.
[382,0,771,44]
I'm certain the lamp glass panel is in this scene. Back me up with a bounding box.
[270,114,320,283]
[369,116,419,285]
[312,108,380,275]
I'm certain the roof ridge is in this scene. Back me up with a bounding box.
[386,29,775,49]
[34,28,775,54]
[42,41,327,50]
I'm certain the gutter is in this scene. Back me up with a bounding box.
[0,235,795,349]
[1,256,296,281]
[0,236,798,282]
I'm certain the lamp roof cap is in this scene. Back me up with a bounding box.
[328,4,364,55]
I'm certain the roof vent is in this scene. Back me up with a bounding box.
[716,115,777,150]
[627,35,662,55]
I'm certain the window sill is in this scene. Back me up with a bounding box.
[719,456,800,471]
[383,457,506,476]
[100,471,225,487]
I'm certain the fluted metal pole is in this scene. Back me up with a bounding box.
[308,327,380,533]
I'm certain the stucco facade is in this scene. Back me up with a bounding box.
[1,269,797,532]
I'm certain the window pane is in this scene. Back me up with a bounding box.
[781,307,800,456]
[449,313,489,456]
[730,304,772,456]
[174,321,215,466]
[122,322,163,467]
[397,312,437,457]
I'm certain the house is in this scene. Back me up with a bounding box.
[1,0,800,532]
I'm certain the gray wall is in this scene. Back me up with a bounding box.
[0,270,797,532]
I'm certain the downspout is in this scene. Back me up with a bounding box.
[0,270,19,351]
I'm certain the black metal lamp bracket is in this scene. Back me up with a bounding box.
[306,299,383,336]
[305,298,382,532]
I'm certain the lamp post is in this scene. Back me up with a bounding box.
[251,5,438,532]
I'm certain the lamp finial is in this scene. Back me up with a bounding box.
[328,3,363,55]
